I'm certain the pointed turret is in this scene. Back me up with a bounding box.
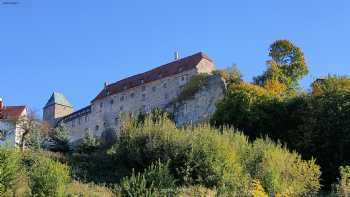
[43,92,73,126]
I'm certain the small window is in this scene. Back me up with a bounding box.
[100,102,103,108]
[78,117,81,125]
[142,94,146,101]
[141,86,146,91]
[95,125,99,131]
[85,128,89,132]
[152,86,156,92]
[85,115,89,122]
[165,93,169,99]
[181,76,185,81]
[120,106,124,111]
[110,99,114,105]
[163,83,167,88]
[103,122,107,128]
[178,67,183,72]
[130,92,135,98]
[72,120,75,127]
[120,95,124,101]
[140,79,144,84]
[158,73,162,78]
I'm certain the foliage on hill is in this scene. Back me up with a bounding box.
[211,40,350,190]
[104,114,320,196]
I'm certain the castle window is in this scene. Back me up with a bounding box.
[123,86,127,90]
[152,86,156,92]
[158,73,162,78]
[163,83,167,88]
[72,120,75,127]
[85,128,89,132]
[140,79,144,84]
[78,117,81,125]
[85,115,89,122]
[130,92,135,98]
[120,95,124,101]
[181,76,185,81]
[178,67,183,72]
[100,102,103,108]
[103,122,107,128]
[95,125,99,131]
[141,86,146,91]
[142,94,146,101]
[120,106,124,111]
[110,99,114,105]
[165,93,169,99]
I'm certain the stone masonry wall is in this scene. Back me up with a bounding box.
[167,74,226,126]
[62,58,216,141]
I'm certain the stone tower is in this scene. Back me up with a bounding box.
[43,92,73,126]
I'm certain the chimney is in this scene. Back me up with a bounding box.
[0,98,3,109]
[174,51,180,60]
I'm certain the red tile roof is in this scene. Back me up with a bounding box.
[0,106,26,120]
[92,52,212,102]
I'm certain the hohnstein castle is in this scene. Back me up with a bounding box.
[43,52,225,142]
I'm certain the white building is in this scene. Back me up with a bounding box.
[43,52,215,141]
[0,98,27,146]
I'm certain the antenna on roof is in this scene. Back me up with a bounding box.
[174,51,180,60]
[104,81,109,88]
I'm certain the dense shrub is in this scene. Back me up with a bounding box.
[65,181,114,197]
[76,132,100,154]
[108,115,320,196]
[333,166,350,197]
[115,161,176,196]
[0,147,21,195]
[27,153,70,197]
[172,73,209,103]
[212,78,350,189]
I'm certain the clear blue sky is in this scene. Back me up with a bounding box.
[1,0,349,114]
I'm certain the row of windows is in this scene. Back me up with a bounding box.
[71,115,89,127]
[95,75,188,113]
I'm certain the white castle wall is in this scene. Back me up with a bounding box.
[63,58,214,141]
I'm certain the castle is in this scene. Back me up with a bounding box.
[43,52,219,141]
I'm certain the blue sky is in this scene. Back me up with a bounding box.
[0,0,349,114]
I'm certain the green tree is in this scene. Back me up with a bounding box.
[254,40,308,92]
[0,147,20,195]
[312,75,350,95]
[28,154,69,197]
[50,123,71,153]
[77,132,100,154]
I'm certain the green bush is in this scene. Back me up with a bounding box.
[76,132,100,154]
[333,166,350,196]
[172,73,209,104]
[109,115,320,196]
[28,153,70,197]
[115,161,176,196]
[0,147,20,195]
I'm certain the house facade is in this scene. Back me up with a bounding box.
[43,52,215,141]
[0,98,27,146]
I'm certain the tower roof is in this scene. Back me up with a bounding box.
[44,92,72,108]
